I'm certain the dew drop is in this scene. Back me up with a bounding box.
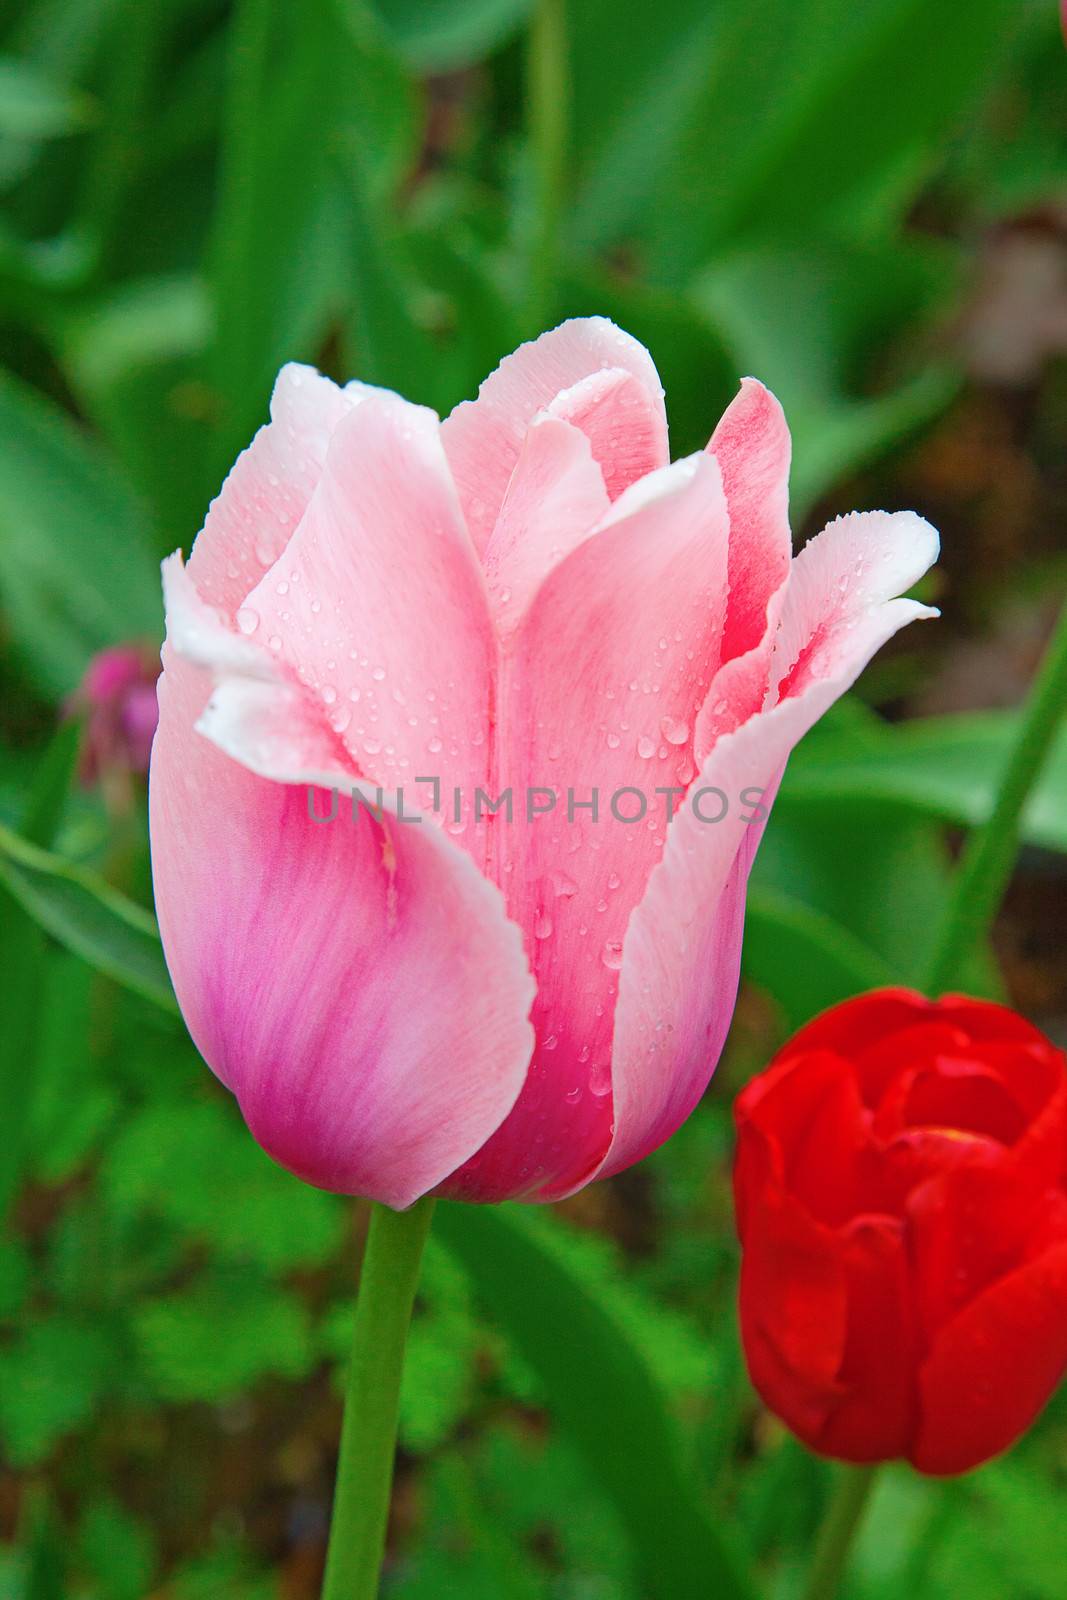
[372,666,386,682]
[590,1063,612,1097]
[322,685,337,705]
[534,910,554,940]
[267,634,282,652]
[606,731,621,750]
[236,607,259,636]
[601,939,624,969]
[637,735,656,759]
[660,715,689,745]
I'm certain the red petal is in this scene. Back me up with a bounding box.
[912,1242,1067,1474]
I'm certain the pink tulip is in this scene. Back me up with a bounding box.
[149,319,938,1208]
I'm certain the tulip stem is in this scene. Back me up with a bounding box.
[321,1197,436,1600]
[924,597,1067,995]
[798,1465,878,1600]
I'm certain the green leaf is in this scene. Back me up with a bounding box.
[784,711,1067,855]
[132,1270,313,1403]
[0,720,83,1217]
[104,1100,345,1272]
[755,798,1000,997]
[744,888,896,1028]
[0,821,177,1012]
[18,715,81,848]
[27,952,116,1183]
[77,1499,157,1600]
[209,0,417,467]
[567,0,718,256]
[372,0,533,70]
[691,238,959,513]
[436,1203,758,1600]
[0,884,46,1218]
[55,274,214,544]
[647,0,1024,274]
[0,369,161,697]
[0,1313,114,1466]
[0,54,93,140]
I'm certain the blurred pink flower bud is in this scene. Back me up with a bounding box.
[70,643,160,786]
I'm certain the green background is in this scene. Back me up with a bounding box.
[0,0,1065,1594]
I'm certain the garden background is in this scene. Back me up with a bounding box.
[0,0,1065,1594]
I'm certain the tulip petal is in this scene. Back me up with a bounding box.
[151,580,535,1210]
[815,1214,920,1463]
[239,388,496,805]
[544,366,668,502]
[598,517,939,1188]
[483,414,610,636]
[188,364,364,619]
[442,454,732,1202]
[696,379,793,755]
[769,508,940,705]
[441,317,668,555]
[736,1115,849,1438]
[912,1242,1067,1474]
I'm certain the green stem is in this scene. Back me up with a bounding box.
[924,598,1067,994]
[321,1197,436,1600]
[526,0,568,329]
[798,1466,878,1600]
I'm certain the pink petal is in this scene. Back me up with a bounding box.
[545,366,669,502]
[594,520,939,1190]
[696,379,793,757]
[440,317,668,556]
[150,611,535,1210]
[769,509,939,706]
[240,388,496,808]
[442,454,731,1203]
[483,415,610,636]
[187,364,363,619]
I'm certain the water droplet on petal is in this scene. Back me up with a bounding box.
[637,735,656,759]
[601,939,624,969]
[236,607,259,635]
[534,910,554,939]
[590,1063,611,1097]
[660,716,689,745]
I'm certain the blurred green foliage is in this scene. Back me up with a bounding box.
[1,0,1065,1594]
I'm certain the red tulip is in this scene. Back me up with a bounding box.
[734,988,1067,1474]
